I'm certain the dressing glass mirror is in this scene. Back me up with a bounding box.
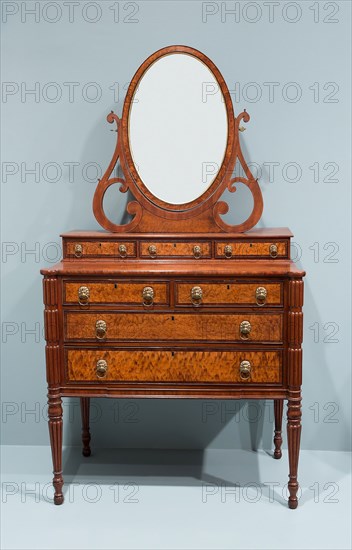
[128,52,228,205]
[93,46,263,233]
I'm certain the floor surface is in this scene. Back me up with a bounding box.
[1,446,351,550]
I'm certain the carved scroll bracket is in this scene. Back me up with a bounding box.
[213,110,264,233]
[92,111,142,232]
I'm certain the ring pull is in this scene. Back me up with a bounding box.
[78,286,90,306]
[74,244,83,258]
[191,286,203,306]
[240,320,251,340]
[193,245,202,259]
[255,286,267,306]
[240,360,251,380]
[95,319,107,339]
[118,244,127,258]
[269,244,278,258]
[224,245,233,259]
[96,359,107,378]
[142,286,154,306]
[148,245,157,258]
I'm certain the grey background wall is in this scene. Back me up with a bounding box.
[1,0,351,451]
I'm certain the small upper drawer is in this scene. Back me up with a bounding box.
[65,241,136,259]
[215,241,288,259]
[63,281,169,306]
[176,282,282,307]
[140,241,211,259]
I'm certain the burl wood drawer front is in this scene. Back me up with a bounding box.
[215,241,287,258]
[65,313,283,342]
[176,283,282,306]
[66,349,282,384]
[65,241,136,258]
[64,282,168,305]
[140,241,211,258]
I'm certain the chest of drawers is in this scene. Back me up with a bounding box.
[41,228,304,508]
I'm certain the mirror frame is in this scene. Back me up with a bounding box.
[121,45,235,216]
[93,45,263,233]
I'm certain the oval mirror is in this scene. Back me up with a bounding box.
[123,47,233,209]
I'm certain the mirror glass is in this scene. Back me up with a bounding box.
[128,53,228,205]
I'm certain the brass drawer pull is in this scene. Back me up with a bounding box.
[224,244,232,258]
[142,286,154,305]
[255,286,267,306]
[148,245,157,258]
[74,244,83,258]
[193,245,202,259]
[118,244,127,258]
[78,286,90,305]
[95,320,107,339]
[96,359,107,378]
[240,360,251,380]
[191,286,203,305]
[240,320,251,339]
[269,244,278,258]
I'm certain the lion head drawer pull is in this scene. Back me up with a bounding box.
[78,286,90,305]
[191,286,203,305]
[255,286,267,306]
[142,286,154,305]
[224,244,233,258]
[96,359,108,378]
[74,244,83,258]
[118,244,127,258]
[240,360,251,380]
[193,245,202,259]
[240,320,251,339]
[148,245,157,258]
[95,320,107,339]
[269,244,278,258]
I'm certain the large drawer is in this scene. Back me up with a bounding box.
[65,312,283,343]
[65,349,282,384]
[176,282,282,307]
[63,281,169,306]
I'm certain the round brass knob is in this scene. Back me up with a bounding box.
[96,359,107,378]
[193,245,202,259]
[191,286,203,305]
[148,245,157,258]
[78,286,90,305]
[269,244,278,258]
[224,244,233,259]
[240,360,251,380]
[74,244,83,258]
[95,319,107,339]
[255,286,267,306]
[142,286,154,305]
[240,320,252,339]
[118,244,127,258]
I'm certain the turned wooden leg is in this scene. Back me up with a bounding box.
[48,391,64,505]
[287,391,302,509]
[273,399,284,459]
[80,397,91,457]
